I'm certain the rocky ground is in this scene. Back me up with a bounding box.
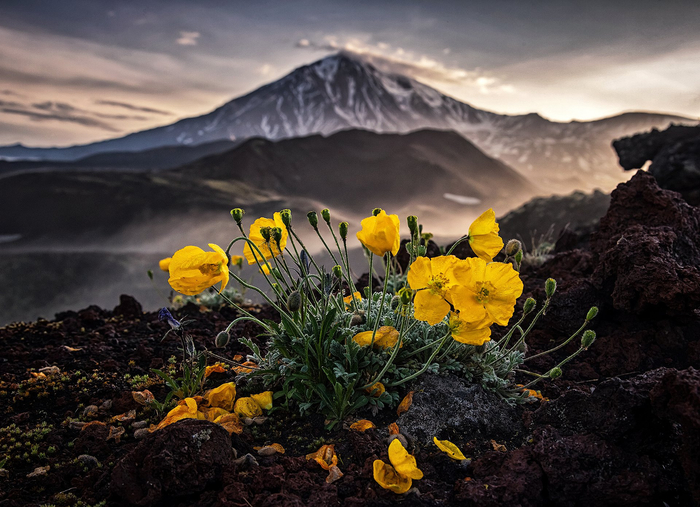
[1,171,699,506]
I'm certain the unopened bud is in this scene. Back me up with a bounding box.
[350,311,365,326]
[287,291,302,312]
[307,211,318,229]
[215,331,230,348]
[398,287,413,306]
[271,227,283,247]
[523,297,536,314]
[321,208,331,224]
[260,226,272,242]
[147,270,154,280]
[332,265,343,279]
[545,278,557,298]
[505,239,522,256]
[339,222,349,240]
[271,267,283,279]
[280,209,292,228]
[581,330,596,349]
[390,296,400,311]
[417,245,427,257]
[372,208,382,217]
[230,208,245,225]
[407,215,418,235]
[549,367,563,379]
[586,306,599,321]
[515,250,523,264]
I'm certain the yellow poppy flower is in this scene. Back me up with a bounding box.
[356,209,400,257]
[243,212,288,265]
[468,209,504,262]
[158,257,171,272]
[450,258,523,326]
[250,391,274,410]
[373,459,413,494]
[365,382,385,397]
[233,397,263,418]
[168,243,229,296]
[230,255,244,268]
[388,438,423,480]
[353,326,400,350]
[433,436,467,460]
[407,255,468,325]
[204,382,237,411]
[448,312,493,346]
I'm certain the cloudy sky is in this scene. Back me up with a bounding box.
[1,0,698,147]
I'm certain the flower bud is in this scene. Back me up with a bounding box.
[287,291,302,312]
[372,208,382,217]
[339,222,349,240]
[515,250,523,264]
[271,227,283,247]
[300,250,310,274]
[332,265,343,279]
[307,211,318,229]
[260,226,272,242]
[230,208,245,225]
[350,311,365,326]
[545,278,557,298]
[147,269,154,280]
[390,295,401,311]
[523,297,536,314]
[271,267,283,279]
[215,331,230,348]
[398,287,413,306]
[321,208,331,224]
[407,215,418,236]
[581,330,596,349]
[280,209,292,228]
[586,306,599,321]
[505,239,522,256]
[417,245,427,257]
[548,367,563,379]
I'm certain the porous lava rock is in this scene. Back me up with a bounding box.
[591,170,700,317]
[396,374,524,447]
[110,419,236,505]
[113,294,143,319]
[614,124,700,205]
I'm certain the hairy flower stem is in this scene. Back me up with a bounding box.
[487,298,551,368]
[314,226,342,270]
[366,252,374,317]
[369,254,391,348]
[361,312,408,390]
[327,222,360,310]
[387,331,451,388]
[445,234,469,256]
[523,347,586,389]
[523,319,589,363]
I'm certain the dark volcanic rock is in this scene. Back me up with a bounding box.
[110,419,236,505]
[614,124,700,205]
[591,171,700,317]
[396,374,525,447]
[112,294,143,319]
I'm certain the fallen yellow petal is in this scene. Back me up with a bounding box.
[373,459,412,494]
[204,363,226,378]
[204,382,237,411]
[433,437,467,460]
[306,444,338,471]
[250,391,274,410]
[396,391,414,416]
[388,438,423,480]
[350,420,376,432]
[233,397,263,418]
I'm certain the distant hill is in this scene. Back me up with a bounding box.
[0,52,693,194]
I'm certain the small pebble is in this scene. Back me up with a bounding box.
[100,399,113,411]
[132,420,148,429]
[134,428,150,440]
[256,446,279,456]
[77,455,99,468]
[38,366,60,375]
[69,421,86,430]
[232,453,258,469]
[387,433,408,448]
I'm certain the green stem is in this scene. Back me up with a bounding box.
[369,254,391,348]
[386,331,451,388]
[524,319,589,363]
[445,235,469,256]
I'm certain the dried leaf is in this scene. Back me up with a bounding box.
[79,421,106,431]
[38,366,60,375]
[204,363,226,378]
[388,422,400,435]
[106,426,125,443]
[232,361,258,375]
[490,439,507,452]
[349,419,376,432]
[112,410,137,423]
[132,389,155,405]
[26,466,50,478]
[396,391,414,416]
[326,465,344,484]
[62,345,83,352]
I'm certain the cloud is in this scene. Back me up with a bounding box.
[177,31,200,46]
[295,37,515,95]
[0,107,119,131]
[94,100,173,116]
